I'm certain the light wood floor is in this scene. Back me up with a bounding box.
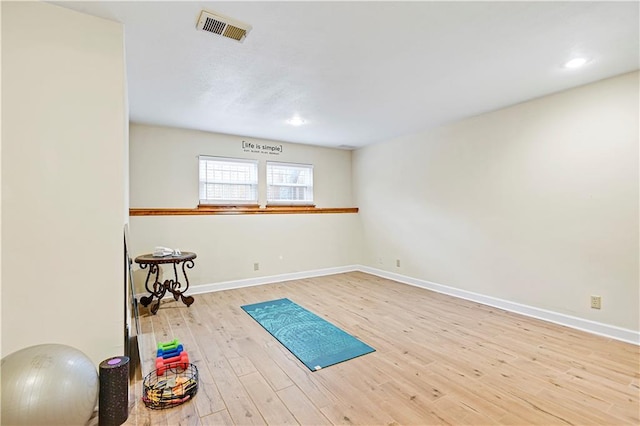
[123,272,639,425]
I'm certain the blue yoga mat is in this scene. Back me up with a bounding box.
[241,298,375,371]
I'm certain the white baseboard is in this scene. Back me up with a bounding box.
[139,265,359,298]
[139,264,639,345]
[358,265,640,346]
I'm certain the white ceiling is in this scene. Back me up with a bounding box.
[53,1,639,149]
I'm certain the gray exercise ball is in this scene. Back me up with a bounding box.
[1,343,99,425]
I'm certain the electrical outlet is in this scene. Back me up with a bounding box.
[254,262,259,271]
[396,259,401,267]
[590,295,601,309]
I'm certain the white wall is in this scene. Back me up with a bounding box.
[129,124,360,287]
[1,2,127,364]
[354,72,639,332]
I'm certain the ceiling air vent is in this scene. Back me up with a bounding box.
[196,10,251,43]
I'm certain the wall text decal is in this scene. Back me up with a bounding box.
[242,140,282,155]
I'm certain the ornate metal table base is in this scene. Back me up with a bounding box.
[134,252,197,315]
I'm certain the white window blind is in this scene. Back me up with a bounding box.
[267,162,314,205]
[199,156,258,205]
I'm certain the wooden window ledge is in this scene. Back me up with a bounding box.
[129,206,358,216]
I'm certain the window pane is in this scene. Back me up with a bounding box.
[267,162,313,204]
[199,156,258,204]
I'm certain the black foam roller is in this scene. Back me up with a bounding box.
[99,356,130,426]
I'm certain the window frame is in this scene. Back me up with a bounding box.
[198,155,259,206]
[266,161,314,206]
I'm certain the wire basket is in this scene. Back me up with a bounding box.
[142,363,199,409]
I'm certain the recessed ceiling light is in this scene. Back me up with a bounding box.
[564,58,588,69]
[286,116,306,126]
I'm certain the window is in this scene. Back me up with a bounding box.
[267,162,314,205]
[199,156,258,205]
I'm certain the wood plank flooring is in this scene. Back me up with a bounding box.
[122,272,639,425]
